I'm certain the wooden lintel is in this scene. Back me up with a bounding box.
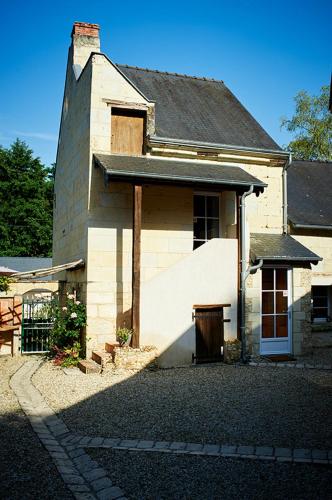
[131,184,142,347]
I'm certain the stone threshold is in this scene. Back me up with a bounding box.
[248,361,332,371]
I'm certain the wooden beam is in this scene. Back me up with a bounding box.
[131,184,142,347]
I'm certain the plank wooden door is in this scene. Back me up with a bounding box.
[111,108,145,155]
[194,305,225,363]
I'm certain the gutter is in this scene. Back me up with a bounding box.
[239,186,264,362]
[148,136,289,159]
[282,153,292,234]
[292,223,332,231]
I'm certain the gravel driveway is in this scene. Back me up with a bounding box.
[33,362,332,449]
[90,448,332,500]
[0,356,71,500]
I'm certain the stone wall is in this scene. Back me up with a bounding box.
[112,346,158,371]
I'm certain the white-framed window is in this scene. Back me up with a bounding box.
[312,286,330,322]
[193,193,220,250]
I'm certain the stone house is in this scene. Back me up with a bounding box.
[288,160,332,347]
[53,22,321,366]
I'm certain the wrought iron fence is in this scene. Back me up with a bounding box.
[21,298,54,353]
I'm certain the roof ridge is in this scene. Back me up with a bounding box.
[116,63,224,83]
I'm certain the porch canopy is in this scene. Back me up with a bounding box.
[94,154,267,194]
[250,233,322,265]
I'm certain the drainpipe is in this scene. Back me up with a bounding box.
[239,186,264,362]
[282,153,292,234]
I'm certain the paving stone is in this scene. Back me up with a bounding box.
[102,438,121,448]
[68,484,91,493]
[293,448,312,459]
[83,468,107,482]
[186,443,203,452]
[202,444,220,454]
[97,486,125,499]
[62,474,86,485]
[237,445,254,455]
[73,494,96,500]
[221,445,237,455]
[91,477,114,492]
[312,449,328,460]
[79,437,93,446]
[69,448,86,459]
[276,456,292,462]
[275,447,292,458]
[170,441,186,450]
[57,466,78,475]
[90,437,104,447]
[154,441,170,450]
[255,446,274,456]
[136,440,155,449]
[119,439,138,448]
[45,445,64,453]
[49,451,68,460]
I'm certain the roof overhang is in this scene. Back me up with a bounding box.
[11,259,84,280]
[94,154,267,195]
[250,233,322,265]
[290,222,332,231]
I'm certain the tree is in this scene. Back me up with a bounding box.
[0,139,53,256]
[281,85,332,161]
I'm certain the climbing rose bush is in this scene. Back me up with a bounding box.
[49,293,87,366]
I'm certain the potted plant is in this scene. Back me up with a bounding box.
[116,326,134,347]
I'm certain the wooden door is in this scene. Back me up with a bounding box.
[194,306,224,363]
[111,108,145,155]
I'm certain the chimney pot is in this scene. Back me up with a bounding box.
[72,22,100,38]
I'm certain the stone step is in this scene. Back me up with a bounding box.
[105,342,120,353]
[78,359,101,374]
[91,350,113,366]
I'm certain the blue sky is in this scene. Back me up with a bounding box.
[1,0,331,166]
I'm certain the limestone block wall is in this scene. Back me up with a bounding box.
[292,233,332,285]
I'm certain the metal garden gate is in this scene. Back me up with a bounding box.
[21,297,54,353]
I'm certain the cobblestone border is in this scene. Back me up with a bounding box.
[75,436,332,465]
[10,360,127,500]
[248,361,332,370]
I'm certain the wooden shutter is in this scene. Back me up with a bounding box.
[111,108,145,155]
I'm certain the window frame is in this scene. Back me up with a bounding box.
[193,192,222,250]
[311,285,330,323]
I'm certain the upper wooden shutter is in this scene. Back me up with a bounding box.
[111,108,145,155]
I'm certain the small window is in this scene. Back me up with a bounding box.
[312,286,330,322]
[111,108,146,155]
[193,194,220,250]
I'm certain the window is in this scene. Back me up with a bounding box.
[193,194,220,250]
[312,286,330,322]
[111,108,146,155]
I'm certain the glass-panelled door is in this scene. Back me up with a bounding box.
[260,267,292,355]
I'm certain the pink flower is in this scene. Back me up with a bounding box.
[75,300,80,305]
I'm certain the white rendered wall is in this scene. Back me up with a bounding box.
[140,238,238,367]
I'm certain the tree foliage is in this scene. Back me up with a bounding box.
[281,85,332,161]
[0,139,53,256]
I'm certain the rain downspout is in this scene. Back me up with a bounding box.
[240,185,263,362]
[282,153,292,234]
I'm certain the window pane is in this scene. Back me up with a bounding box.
[262,292,274,314]
[262,269,274,290]
[276,316,288,337]
[276,292,288,314]
[194,195,205,217]
[207,219,219,239]
[313,297,328,308]
[262,316,274,338]
[193,240,205,250]
[194,218,205,240]
[206,196,219,218]
[276,269,287,290]
[312,286,328,298]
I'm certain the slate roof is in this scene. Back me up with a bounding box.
[117,65,281,152]
[288,160,332,228]
[0,257,52,274]
[250,233,321,263]
[94,154,267,194]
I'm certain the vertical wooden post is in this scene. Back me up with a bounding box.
[131,184,142,348]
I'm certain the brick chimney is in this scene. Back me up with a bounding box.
[71,22,100,74]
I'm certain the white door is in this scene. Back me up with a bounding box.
[260,267,292,355]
